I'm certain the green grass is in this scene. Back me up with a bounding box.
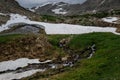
[47,32,120,80]
[1,33,120,80]
[0,34,24,43]
[41,15,63,22]
[47,35,70,47]
[47,35,71,56]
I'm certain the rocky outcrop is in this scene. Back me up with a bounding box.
[0,23,45,35]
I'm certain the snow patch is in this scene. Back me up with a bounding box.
[0,58,51,72]
[102,17,119,23]
[52,8,67,15]
[0,14,29,32]
[0,69,45,80]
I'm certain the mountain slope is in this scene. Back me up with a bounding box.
[21,0,120,15]
[15,0,86,9]
[78,0,120,13]
[0,0,41,21]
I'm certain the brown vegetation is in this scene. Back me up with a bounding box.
[0,34,56,62]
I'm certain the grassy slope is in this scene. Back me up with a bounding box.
[47,32,120,80]
[0,34,24,43]
[0,33,120,80]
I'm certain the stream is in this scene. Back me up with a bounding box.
[0,42,96,80]
[0,24,96,79]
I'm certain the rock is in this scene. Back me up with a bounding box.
[25,46,29,50]
[116,28,120,33]
[62,56,68,61]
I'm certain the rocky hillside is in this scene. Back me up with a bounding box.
[29,0,120,15]
[78,0,120,13]
[31,2,82,15]
[0,0,41,22]
[1,0,120,16]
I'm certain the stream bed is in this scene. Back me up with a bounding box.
[0,44,96,80]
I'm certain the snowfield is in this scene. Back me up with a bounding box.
[0,13,119,35]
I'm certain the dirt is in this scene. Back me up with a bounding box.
[0,15,10,25]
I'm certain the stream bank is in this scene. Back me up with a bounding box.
[0,36,96,80]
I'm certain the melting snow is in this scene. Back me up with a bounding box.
[0,57,51,80]
[102,17,119,23]
[0,69,45,80]
[52,8,67,15]
[0,13,120,35]
[0,14,29,32]
[0,58,51,72]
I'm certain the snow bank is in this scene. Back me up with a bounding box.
[0,69,45,80]
[42,23,117,34]
[52,8,67,15]
[0,58,51,72]
[0,13,119,35]
[0,14,29,32]
[102,17,119,23]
